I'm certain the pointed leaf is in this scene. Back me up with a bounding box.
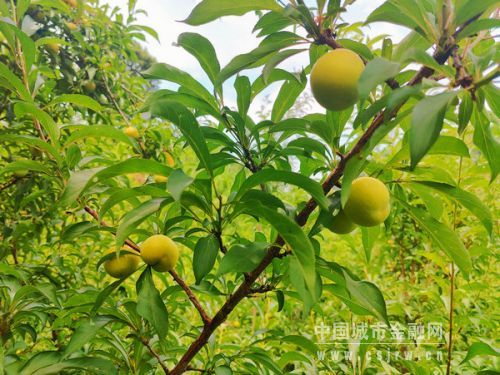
[136,268,168,339]
[193,234,220,283]
[149,101,213,175]
[410,92,457,169]
[241,201,316,294]
[394,195,472,277]
[177,32,220,85]
[182,0,282,26]
[235,169,329,211]
[358,58,400,98]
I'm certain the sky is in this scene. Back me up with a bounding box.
[100,0,407,113]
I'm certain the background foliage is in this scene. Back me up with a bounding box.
[0,0,498,374]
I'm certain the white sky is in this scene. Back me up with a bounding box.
[100,0,407,113]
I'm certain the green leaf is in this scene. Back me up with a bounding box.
[0,61,31,100]
[100,186,169,218]
[193,234,220,283]
[182,0,282,26]
[14,102,60,144]
[217,242,268,275]
[402,48,454,77]
[393,31,432,62]
[456,18,500,40]
[167,169,194,201]
[472,110,499,182]
[31,357,116,375]
[0,21,36,71]
[366,2,422,36]
[149,101,213,175]
[59,167,103,206]
[262,48,305,83]
[61,221,98,242]
[136,267,169,339]
[19,351,62,375]
[368,0,436,39]
[428,136,470,158]
[64,125,134,147]
[361,226,380,263]
[358,58,400,98]
[146,89,221,119]
[409,92,457,169]
[143,63,216,109]
[215,366,233,375]
[281,335,318,354]
[458,93,473,134]
[234,169,329,211]
[0,160,51,176]
[0,134,63,166]
[251,68,300,99]
[60,160,171,206]
[90,279,127,315]
[393,195,472,277]
[460,341,500,364]
[241,202,316,294]
[343,271,390,326]
[455,0,498,25]
[116,198,169,249]
[253,10,295,36]
[272,78,306,122]
[47,94,102,112]
[414,181,493,236]
[64,316,110,356]
[483,84,500,121]
[234,75,251,117]
[177,32,220,86]
[336,39,374,61]
[402,165,457,186]
[217,32,301,85]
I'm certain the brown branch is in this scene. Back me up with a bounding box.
[83,205,210,326]
[0,178,19,191]
[140,336,170,374]
[248,284,275,295]
[451,45,473,89]
[169,270,211,326]
[168,18,461,375]
[102,74,133,128]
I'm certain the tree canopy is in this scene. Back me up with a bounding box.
[0,0,498,374]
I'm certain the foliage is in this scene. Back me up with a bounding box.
[0,0,498,374]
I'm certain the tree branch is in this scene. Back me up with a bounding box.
[169,270,212,326]
[139,336,170,374]
[168,19,460,375]
[82,205,210,326]
[0,177,19,192]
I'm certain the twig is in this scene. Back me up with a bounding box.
[0,178,19,192]
[249,284,275,295]
[102,74,133,128]
[82,205,210,325]
[140,336,170,374]
[169,270,211,326]
[451,45,473,90]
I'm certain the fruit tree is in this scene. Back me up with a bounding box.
[0,0,498,374]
